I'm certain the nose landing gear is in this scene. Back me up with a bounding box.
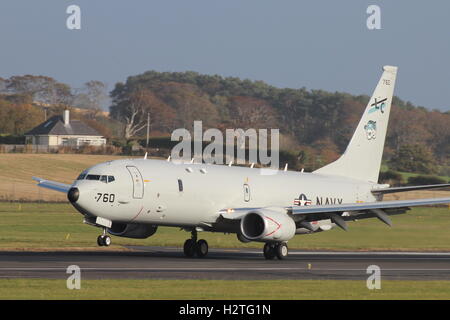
[183,230,209,258]
[97,227,111,247]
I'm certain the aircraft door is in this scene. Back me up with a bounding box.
[126,166,144,199]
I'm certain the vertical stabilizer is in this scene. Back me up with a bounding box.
[314,66,398,183]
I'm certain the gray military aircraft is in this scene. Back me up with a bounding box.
[33,66,450,259]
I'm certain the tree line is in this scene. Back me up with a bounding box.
[109,70,449,174]
[0,72,448,176]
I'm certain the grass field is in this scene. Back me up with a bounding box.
[0,154,129,201]
[0,154,448,300]
[0,202,449,251]
[1,202,450,300]
[1,153,448,202]
[1,279,450,299]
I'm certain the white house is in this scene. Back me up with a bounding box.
[25,110,106,147]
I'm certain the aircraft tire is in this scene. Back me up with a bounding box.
[103,235,111,247]
[183,239,196,257]
[276,243,288,260]
[195,239,208,258]
[263,243,276,260]
[97,235,104,246]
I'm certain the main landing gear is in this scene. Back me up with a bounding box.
[183,230,209,258]
[97,227,111,247]
[263,242,288,260]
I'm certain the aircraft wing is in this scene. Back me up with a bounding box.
[371,183,450,195]
[289,197,450,215]
[287,197,450,230]
[32,177,71,193]
[220,197,450,231]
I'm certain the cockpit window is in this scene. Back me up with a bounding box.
[76,173,86,180]
[86,174,101,181]
[83,174,115,183]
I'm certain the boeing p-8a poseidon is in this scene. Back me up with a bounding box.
[34,66,450,260]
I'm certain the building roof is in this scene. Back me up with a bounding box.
[25,115,102,136]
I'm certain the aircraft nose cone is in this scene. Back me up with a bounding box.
[68,187,80,203]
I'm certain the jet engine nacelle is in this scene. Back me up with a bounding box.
[240,209,296,242]
[108,223,158,239]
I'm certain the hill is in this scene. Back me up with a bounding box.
[0,72,448,174]
[110,70,450,170]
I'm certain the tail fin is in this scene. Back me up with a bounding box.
[314,65,398,183]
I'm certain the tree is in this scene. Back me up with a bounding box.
[227,96,277,128]
[6,75,73,106]
[0,77,7,93]
[407,175,446,186]
[73,81,108,115]
[0,97,44,134]
[378,170,404,186]
[389,144,437,174]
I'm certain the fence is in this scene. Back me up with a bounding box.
[0,144,123,154]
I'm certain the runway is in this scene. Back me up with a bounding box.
[1,246,450,280]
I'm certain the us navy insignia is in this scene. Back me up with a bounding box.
[294,194,312,206]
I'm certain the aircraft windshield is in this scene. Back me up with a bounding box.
[86,175,101,180]
[76,173,86,180]
[77,174,115,183]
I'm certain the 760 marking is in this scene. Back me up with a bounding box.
[96,193,115,203]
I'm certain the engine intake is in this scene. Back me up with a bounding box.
[240,209,296,242]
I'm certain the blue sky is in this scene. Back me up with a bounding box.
[1,0,449,111]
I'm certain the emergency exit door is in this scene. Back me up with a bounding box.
[126,166,144,199]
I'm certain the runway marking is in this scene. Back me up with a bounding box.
[1,268,450,272]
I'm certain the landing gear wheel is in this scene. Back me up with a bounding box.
[97,235,104,246]
[183,239,196,257]
[97,235,111,247]
[263,243,276,260]
[276,243,288,260]
[195,239,209,258]
[103,235,111,247]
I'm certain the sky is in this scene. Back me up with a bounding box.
[0,0,449,111]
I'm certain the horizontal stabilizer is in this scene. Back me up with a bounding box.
[372,184,450,194]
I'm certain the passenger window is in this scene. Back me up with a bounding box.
[108,176,115,183]
[100,175,107,183]
[178,179,183,192]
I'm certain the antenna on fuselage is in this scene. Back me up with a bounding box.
[144,152,148,160]
[301,168,304,173]
[228,161,233,167]
[284,163,288,171]
[190,158,194,164]
[167,156,171,162]
[250,163,254,168]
